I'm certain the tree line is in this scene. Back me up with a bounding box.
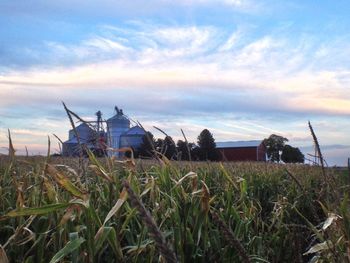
[263,134,304,163]
[130,129,220,161]
[130,129,305,164]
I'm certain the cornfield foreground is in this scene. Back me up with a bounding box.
[1,152,350,262]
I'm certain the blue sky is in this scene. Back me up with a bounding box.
[0,0,350,165]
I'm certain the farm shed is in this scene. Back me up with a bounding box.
[216,140,266,162]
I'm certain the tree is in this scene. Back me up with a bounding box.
[177,140,188,160]
[263,134,288,162]
[281,145,304,163]
[163,136,176,159]
[197,129,220,161]
[139,132,155,158]
[155,138,164,153]
[191,146,201,161]
[177,140,195,161]
[154,137,177,159]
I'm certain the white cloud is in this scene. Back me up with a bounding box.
[1,22,350,161]
[1,23,350,117]
[218,30,242,51]
[85,37,130,52]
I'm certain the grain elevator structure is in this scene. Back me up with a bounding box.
[62,106,145,157]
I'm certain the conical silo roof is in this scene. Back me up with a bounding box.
[107,106,130,128]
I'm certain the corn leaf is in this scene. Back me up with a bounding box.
[94,227,123,259]
[8,129,15,161]
[69,232,79,263]
[103,188,128,226]
[43,178,57,203]
[4,203,71,217]
[219,164,238,190]
[303,241,333,255]
[174,172,197,187]
[49,237,85,263]
[46,164,87,200]
[87,149,113,183]
[94,227,112,252]
[322,213,340,231]
[0,245,9,263]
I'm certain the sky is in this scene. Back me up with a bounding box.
[0,0,349,165]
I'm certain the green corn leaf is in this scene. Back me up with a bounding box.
[4,203,71,217]
[94,227,112,253]
[219,164,238,190]
[240,178,248,200]
[87,149,113,183]
[46,164,88,200]
[69,232,80,263]
[94,227,123,259]
[49,237,85,263]
[103,188,128,226]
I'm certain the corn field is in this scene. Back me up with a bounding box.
[0,146,350,262]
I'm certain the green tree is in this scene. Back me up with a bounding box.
[155,138,164,154]
[177,140,188,160]
[177,140,195,161]
[139,132,155,158]
[154,137,177,159]
[191,146,201,161]
[281,145,304,163]
[197,129,220,161]
[263,134,288,162]
[163,136,176,159]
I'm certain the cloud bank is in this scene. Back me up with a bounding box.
[0,1,349,165]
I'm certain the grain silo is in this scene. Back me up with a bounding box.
[120,126,146,150]
[107,106,130,157]
[62,123,95,156]
[61,106,144,158]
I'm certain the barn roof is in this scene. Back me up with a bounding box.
[216,140,263,148]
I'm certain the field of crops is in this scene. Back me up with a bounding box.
[0,150,349,262]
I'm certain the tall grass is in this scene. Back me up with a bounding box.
[0,144,349,262]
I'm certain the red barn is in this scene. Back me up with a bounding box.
[216,140,266,162]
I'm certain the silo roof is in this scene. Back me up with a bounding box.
[107,110,129,123]
[108,113,128,121]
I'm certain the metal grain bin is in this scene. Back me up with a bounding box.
[106,107,130,157]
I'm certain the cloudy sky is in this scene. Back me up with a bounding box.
[0,0,349,165]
